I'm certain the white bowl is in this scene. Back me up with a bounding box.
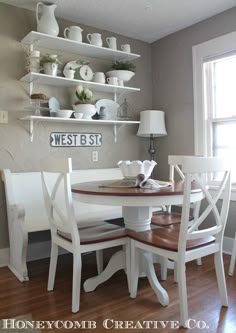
[72,104,96,119]
[74,112,83,119]
[117,160,157,179]
[106,70,135,82]
[56,110,73,118]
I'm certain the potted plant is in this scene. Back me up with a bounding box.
[40,53,61,76]
[106,61,136,83]
[72,85,96,119]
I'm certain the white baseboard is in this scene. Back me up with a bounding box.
[0,236,234,268]
[223,236,235,255]
[0,247,9,267]
[0,240,54,268]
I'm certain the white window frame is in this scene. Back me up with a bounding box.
[192,30,236,200]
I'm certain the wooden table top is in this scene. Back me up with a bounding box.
[72,180,201,197]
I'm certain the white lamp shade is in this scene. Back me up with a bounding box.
[137,110,167,137]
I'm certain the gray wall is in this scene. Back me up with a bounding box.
[0,3,152,249]
[151,6,236,238]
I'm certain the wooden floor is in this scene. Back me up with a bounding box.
[0,251,235,333]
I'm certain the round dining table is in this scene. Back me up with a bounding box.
[72,180,202,306]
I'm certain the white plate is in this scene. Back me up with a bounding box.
[95,99,120,120]
[48,97,60,111]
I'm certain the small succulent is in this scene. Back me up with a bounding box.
[111,61,136,72]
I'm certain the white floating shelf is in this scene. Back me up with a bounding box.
[21,31,140,61]
[20,72,140,94]
[20,115,140,142]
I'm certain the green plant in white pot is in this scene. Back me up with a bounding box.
[106,61,136,84]
[40,54,61,76]
[72,85,96,119]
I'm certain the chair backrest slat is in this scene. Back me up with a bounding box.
[179,157,231,247]
[41,157,80,246]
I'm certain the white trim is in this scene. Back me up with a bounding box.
[0,241,67,269]
[0,247,9,267]
[0,236,234,269]
[223,236,236,255]
[192,30,236,156]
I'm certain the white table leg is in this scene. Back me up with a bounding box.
[83,249,125,292]
[140,252,169,306]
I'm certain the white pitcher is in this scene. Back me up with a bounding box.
[87,33,103,47]
[64,26,83,42]
[36,2,59,37]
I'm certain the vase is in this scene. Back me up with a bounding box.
[73,104,96,119]
[36,2,59,37]
[43,63,58,76]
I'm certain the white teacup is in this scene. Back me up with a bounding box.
[64,69,75,79]
[87,33,103,47]
[121,44,131,53]
[93,72,106,84]
[64,26,83,42]
[106,37,117,50]
[107,77,118,85]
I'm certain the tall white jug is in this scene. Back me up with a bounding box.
[36,2,59,36]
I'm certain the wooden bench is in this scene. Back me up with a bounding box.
[2,168,122,282]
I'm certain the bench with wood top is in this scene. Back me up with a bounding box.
[2,168,122,282]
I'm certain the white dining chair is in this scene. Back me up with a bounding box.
[229,232,236,276]
[151,155,202,281]
[129,156,231,327]
[40,157,129,313]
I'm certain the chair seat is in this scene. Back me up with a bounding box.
[128,226,215,252]
[151,211,193,226]
[58,220,127,245]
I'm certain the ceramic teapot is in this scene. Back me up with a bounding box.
[36,2,59,37]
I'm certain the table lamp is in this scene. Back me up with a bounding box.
[137,110,167,160]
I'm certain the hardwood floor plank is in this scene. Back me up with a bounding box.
[0,252,235,332]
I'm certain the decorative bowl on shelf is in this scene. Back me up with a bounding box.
[117,160,157,179]
[56,110,73,118]
[74,112,83,119]
[72,104,96,119]
[106,70,135,82]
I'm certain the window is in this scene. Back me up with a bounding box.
[192,30,236,190]
[204,55,236,182]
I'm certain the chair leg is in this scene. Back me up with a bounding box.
[96,250,103,274]
[214,252,228,307]
[174,261,178,283]
[229,232,236,276]
[196,258,202,266]
[72,252,82,313]
[125,241,131,294]
[159,256,168,281]
[130,239,139,298]
[177,261,188,327]
[48,243,58,291]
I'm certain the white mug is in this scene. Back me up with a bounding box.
[121,44,131,53]
[106,37,117,50]
[107,77,118,85]
[118,79,124,87]
[87,33,103,47]
[64,26,83,42]
[93,72,106,84]
[64,69,75,79]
